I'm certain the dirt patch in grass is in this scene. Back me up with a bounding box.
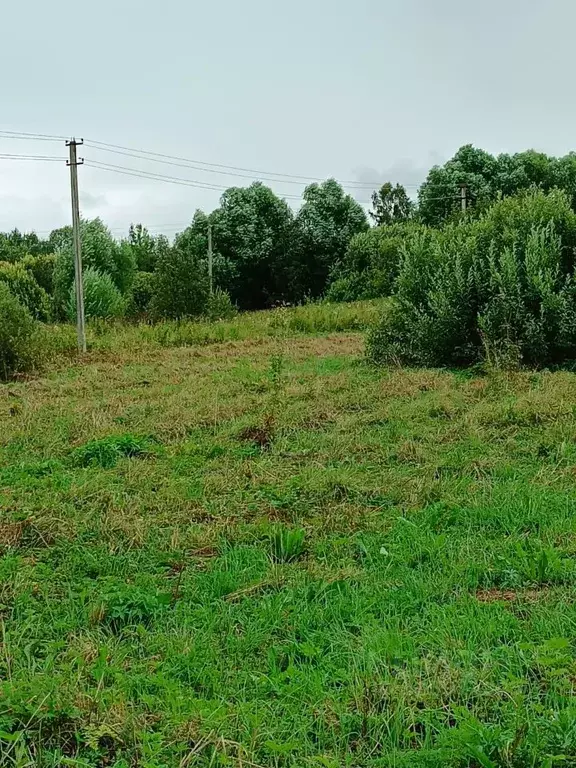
[0,519,28,548]
[475,588,547,603]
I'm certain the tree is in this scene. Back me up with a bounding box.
[326,222,426,302]
[174,210,238,299]
[418,145,499,227]
[293,179,368,299]
[48,226,73,252]
[0,229,53,262]
[122,224,163,273]
[370,183,414,226]
[0,262,50,320]
[211,184,295,309]
[0,284,37,380]
[52,218,135,318]
[417,145,564,227]
[68,268,125,320]
[151,240,209,319]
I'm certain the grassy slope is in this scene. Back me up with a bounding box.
[2,307,576,765]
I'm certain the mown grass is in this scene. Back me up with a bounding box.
[2,310,576,765]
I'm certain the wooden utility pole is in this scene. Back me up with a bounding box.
[67,138,86,353]
[460,183,468,213]
[207,219,213,295]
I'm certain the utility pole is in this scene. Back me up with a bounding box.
[460,183,468,213]
[207,219,213,295]
[67,138,86,353]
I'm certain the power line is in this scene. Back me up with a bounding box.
[83,137,399,189]
[84,142,383,189]
[0,153,66,161]
[1,129,454,194]
[0,130,67,142]
[83,159,306,200]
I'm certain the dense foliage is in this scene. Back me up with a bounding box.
[418,145,576,227]
[293,179,369,299]
[151,238,210,319]
[370,182,415,225]
[0,283,37,379]
[3,144,576,371]
[327,222,426,302]
[368,190,576,367]
[127,271,156,317]
[211,183,295,308]
[0,261,50,320]
[53,218,135,317]
[68,268,125,321]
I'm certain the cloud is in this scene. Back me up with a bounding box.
[80,191,108,211]
[352,152,447,196]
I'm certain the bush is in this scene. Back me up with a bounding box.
[0,262,50,320]
[21,253,57,295]
[53,219,135,318]
[326,223,425,302]
[151,244,209,319]
[0,284,38,379]
[67,268,125,321]
[126,271,156,317]
[367,190,576,368]
[204,288,237,321]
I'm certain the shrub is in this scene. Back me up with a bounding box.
[126,271,156,317]
[327,223,425,302]
[205,288,237,321]
[53,219,135,318]
[151,244,209,319]
[0,262,50,320]
[368,190,576,368]
[21,254,57,295]
[0,284,38,379]
[67,268,125,322]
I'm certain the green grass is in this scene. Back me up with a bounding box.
[38,299,384,364]
[3,309,576,765]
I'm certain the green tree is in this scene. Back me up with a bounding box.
[210,184,295,309]
[127,271,156,317]
[122,224,164,273]
[0,284,38,380]
[417,145,564,227]
[21,254,57,295]
[370,183,414,225]
[0,262,50,320]
[0,229,53,262]
[68,268,125,321]
[48,226,73,252]
[293,179,368,299]
[53,218,135,318]
[418,145,498,227]
[327,222,426,302]
[175,210,237,298]
[151,241,209,319]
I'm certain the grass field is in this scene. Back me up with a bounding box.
[3,303,576,766]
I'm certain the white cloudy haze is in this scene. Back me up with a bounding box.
[1,0,575,237]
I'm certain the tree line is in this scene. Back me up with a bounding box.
[0,178,370,323]
[4,143,576,373]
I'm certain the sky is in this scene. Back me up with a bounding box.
[1,0,575,238]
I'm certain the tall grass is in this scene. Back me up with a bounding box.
[39,299,384,362]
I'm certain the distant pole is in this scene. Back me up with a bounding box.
[67,138,86,353]
[207,219,213,295]
[460,183,468,213]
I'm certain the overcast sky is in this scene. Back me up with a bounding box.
[1,0,574,238]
